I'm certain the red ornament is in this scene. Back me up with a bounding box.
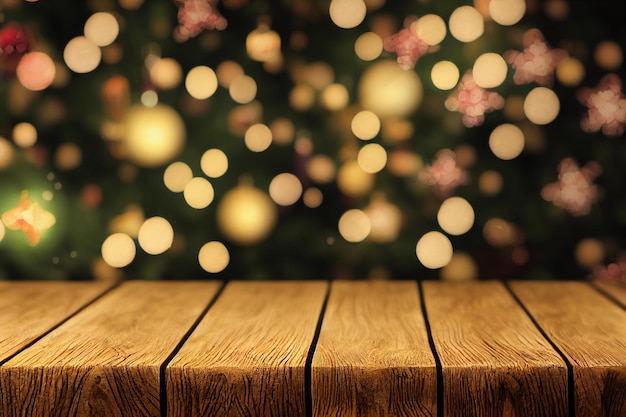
[0,23,32,76]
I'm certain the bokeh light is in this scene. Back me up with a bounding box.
[479,170,503,195]
[575,238,605,268]
[416,231,453,269]
[307,155,337,184]
[329,0,367,29]
[200,148,228,178]
[556,57,585,87]
[229,75,257,104]
[245,123,273,152]
[357,143,387,174]
[448,6,484,43]
[354,32,383,61]
[183,177,214,209]
[415,14,447,46]
[489,123,525,160]
[483,218,518,247]
[185,65,218,99]
[101,233,136,268]
[337,160,374,197]
[138,216,174,255]
[437,196,475,235]
[303,187,323,208]
[289,84,316,112]
[594,40,623,70]
[84,12,119,47]
[338,209,371,242]
[320,83,349,111]
[12,122,37,148]
[489,0,526,26]
[198,241,230,273]
[164,161,193,192]
[16,52,56,91]
[269,173,303,206]
[270,118,295,145]
[0,138,15,170]
[216,60,244,88]
[55,143,82,170]
[524,87,560,125]
[64,36,101,73]
[431,61,460,90]
[364,195,402,243]
[472,53,508,89]
[351,110,381,140]
[246,27,281,62]
[150,58,183,90]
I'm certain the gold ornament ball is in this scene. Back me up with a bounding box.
[216,185,277,246]
[122,103,186,167]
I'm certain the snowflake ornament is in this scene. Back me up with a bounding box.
[445,73,504,127]
[383,16,430,70]
[578,73,626,137]
[504,28,567,85]
[541,158,602,216]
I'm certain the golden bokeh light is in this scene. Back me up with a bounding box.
[472,52,508,89]
[431,60,460,90]
[0,138,15,170]
[63,36,101,73]
[354,32,383,61]
[416,231,453,269]
[269,173,303,206]
[270,118,295,145]
[183,177,215,209]
[229,75,257,104]
[320,83,349,111]
[101,232,136,268]
[357,143,387,174]
[337,160,374,197]
[489,0,526,26]
[246,26,281,62]
[150,58,183,90]
[138,216,174,255]
[594,40,623,70]
[364,195,402,243]
[216,60,244,88]
[16,52,56,91]
[198,241,230,273]
[55,142,82,171]
[307,155,337,184]
[575,238,605,268]
[437,196,475,236]
[305,62,335,91]
[483,218,517,247]
[164,161,193,192]
[244,123,273,152]
[84,12,119,47]
[303,187,323,208]
[448,6,484,43]
[440,252,478,281]
[351,110,381,140]
[338,209,371,242]
[414,14,447,46]
[524,87,560,125]
[289,84,316,112]
[201,148,228,178]
[489,123,525,160]
[387,149,422,176]
[140,90,158,107]
[185,65,218,100]
[12,122,37,148]
[556,57,585,87]
[478,170,503,195]
[329,0,367,29]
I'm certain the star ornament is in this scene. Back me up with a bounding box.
[1,191,56,246]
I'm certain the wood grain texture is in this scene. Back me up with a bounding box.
[312,280,437,417]
[423,281,567,417]
[0,281,111,363]
[510,281,626,417]
[0,281,220,417]
[166,280,328,417]
[593,280,626,308]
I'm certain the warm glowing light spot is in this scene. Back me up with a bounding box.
[307,155,337,184]
[123,104,186,167]
[289,84,316,111]
[303,187,323,208]
[55,142,82,170]
[441,252,478,281]
[295,136,314,156]
[594,40,623,70]
[489,123,525,160]
[416,231,453,269]
[351,110,381,140]
[269,173,303,206]
[483,218,517,247]
[183,177,214,209]
[84,12,119,47]
[364,195,402,243]
[2,191,56,246]
[437,196,475,236]
[16,52,56,91]
[449,6,484,43]
[387,149,422,176]
[0,222,4,242]
[329,0,367,29]
[216,185,277,246]
[575,238,605,268]
[138,216,174,255]
[338,209,371,242]
[246,27,281,62]
[431,60,460,90]
[337,160,374,197]
[101,233,136,268]
[359,60,423,118]
[489,0,526,26]
[357,143,387,174]
[544,0,570,21]
[63,36,102,73]
[198,241,230,273]
[305,62,335,91]
[164,161,193,192]
[355,32,383,61]
[0,138,15,170]
[320,83,349,111]
[150,58,183,90]
[524,87,560,125]
[229,75,257,104]
[472,53,508,88]
[414,14,447,46]
[245,123,273,152]
[185,65,218,100]
[141,90,158,107]
[556,57,585,87]
[479,170,503,195]
[270,118,295,145]
[201,148,228,178]
[12,122,37,148]
[216,60,244,88]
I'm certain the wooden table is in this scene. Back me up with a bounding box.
[0,280,625,417]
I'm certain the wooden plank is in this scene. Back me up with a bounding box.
[0,281,221,417]
[423,281,567,417]
[510,281,626,417]
[312,280,437,417]
[0,281,111,363]
[166,280,328,417]
[593,280,626,307]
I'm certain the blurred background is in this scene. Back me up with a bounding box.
[0,0,624,282]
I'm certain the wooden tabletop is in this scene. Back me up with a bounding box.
[0,279,624,417]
